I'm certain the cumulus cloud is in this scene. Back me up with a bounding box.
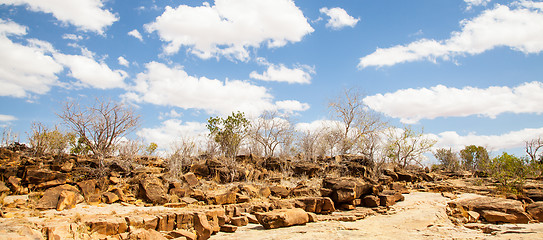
[118,56,129,67]
[295,119,342,133]
[275,100,310,114]
[54,50,128,89]
[430,126,543,153]
[0,0,118,34]
[363,81,543,124]
[359,2,543,68]
[144,0,314,61]
[319,7,360,30]
[128,29,143,41]
[124,61,309,116]
[136,119,208,152]
[0,19,63,97]
[250,63,314,84]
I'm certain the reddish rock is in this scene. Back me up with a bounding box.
[183,172,199,187]
[139,177,169,205]
[168,229,197,240]
[230,216,248,226]
[270,185,290,198]
[36,184,81,210]
[449,196,531,224]
[194,212,212,240]
[57,190,78,211]
[362,195,380,207]
[220,224,238,233]
[527,202,543,221]
[85,217,128,235]
[257,208,309,229]
[102,192,120,204]
[77,179,97,201]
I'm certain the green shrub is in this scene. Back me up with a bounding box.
[485,152,530,194]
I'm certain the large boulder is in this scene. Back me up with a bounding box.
[296,197,335,214]
[36,184,83,210]
[292,161,321,177]
[321,177,373,204]
[139,177,169,205]
[256,208,309,229]
[448,195,531,224]
[25,168,68,185]
[85,217,128,235]
[378,190,405,207]
[527,202,543,221]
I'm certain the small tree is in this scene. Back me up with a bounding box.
[525,137,543,164]
[57,98,140,157]
[146,142,158,156]
[328,87,385,155]
[250,111,294,157]
[460,145,489,171]
[298,129,323,162]
[385,126,436,168]
[168,138,197,179]
[486,152,530,193]
[207,111,250,160]
[27,122,72,155]
[434,148,460,171]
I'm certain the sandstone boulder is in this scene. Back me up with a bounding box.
[322,177,372,204]
[139,177,169,205]
[193,212,212,240]
[256,208,309,229]
[448,196,531,224]
[85,217,128,235]
[36,184,82,210]
[527,202,543,221]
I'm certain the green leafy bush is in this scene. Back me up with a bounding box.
[485,152,531,193]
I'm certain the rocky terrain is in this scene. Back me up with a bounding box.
[1,143,542,240]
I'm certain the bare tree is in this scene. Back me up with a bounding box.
[320,125,343,157]
[57,98,140,157]
[298,129,323,162]
[385,126,436,168]
[526,137,543,163]
[250,111,294,157]
[329,88,385,154]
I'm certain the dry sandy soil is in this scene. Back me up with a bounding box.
[212,192,543,240]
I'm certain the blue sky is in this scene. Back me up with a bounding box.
[1,0,542,158]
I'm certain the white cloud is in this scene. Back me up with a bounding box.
[275,100,310,114]
[431,126,543,153]
[62,34,83,41]
[0,19,63,97]
[465,0,492,10]
[363,81,543,124]
[319,7,360,30]
[144,0,314,61]
[0,114,17,122]
[359,2,543,68]
[118,56,129,67]
[124,61,309,116]
[0,0,118,34]
[128,29,143,41]
[54,50,128,89]
[250,63,314,84]
[295,119,342,133]
[136,119,208,152]
[159,109,183,120]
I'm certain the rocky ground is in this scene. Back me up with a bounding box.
[1,143,542,239]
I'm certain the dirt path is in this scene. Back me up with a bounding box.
[212,192,543,240]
